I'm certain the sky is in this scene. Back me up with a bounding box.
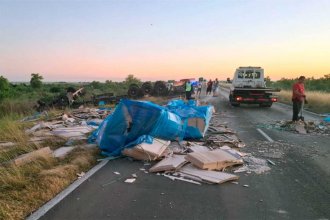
[1,0,330,82]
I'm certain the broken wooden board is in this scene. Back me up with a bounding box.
[137,139,170,157]
[185,149,243,170]
[219,145,247,158]
[122,139,170,161]
[52,126,93,138]
[0,141,15,149]
[149,155,187,173]
[188,143,210,153]
[12,147,52,166]
[53,146,76,158]
[179,164,239,184]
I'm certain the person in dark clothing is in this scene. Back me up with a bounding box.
[185,80,192,100]
[206,79,213,95]
[292,76,306,121]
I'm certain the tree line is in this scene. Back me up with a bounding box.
[265,74,330,92]
[0,73,142,103]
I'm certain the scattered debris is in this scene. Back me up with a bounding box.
[114,172,120,175]
[52,126,94,138]
[178,164,239,184]
[258,120,330,135]
[185,149,243,171]
[11,147,53,166]
[149,155,187,173]
[77,172,85,179]
[163,173,202,185]
[234,156,271,174]
[267,159,276,166]
[53,146,76,158]
[0,141,15,149]
[122,139,170,161]
[124,178,136,183]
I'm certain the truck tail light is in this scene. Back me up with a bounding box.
[271,97,278,102]
[236,96,243,101]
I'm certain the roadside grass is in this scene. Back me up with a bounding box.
[0,100,35,118]
[0,113,99,220]
[277,90,330,114]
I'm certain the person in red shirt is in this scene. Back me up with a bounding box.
[292,76,306,121]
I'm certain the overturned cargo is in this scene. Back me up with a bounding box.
[93,99,213,156]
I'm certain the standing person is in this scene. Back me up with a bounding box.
[206,79,213,95]
[185,80,192,100]
[212,78,219,96]
[196,81,202,98]
[292,76,307,121]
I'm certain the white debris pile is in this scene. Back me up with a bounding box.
[258,120,330,135]
[1,108,111,166]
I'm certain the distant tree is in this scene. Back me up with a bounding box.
[264,76,271,86]
[30,73,43,89]
[0,75,10,101]
[90,81,102,89]
[124,74,141,85]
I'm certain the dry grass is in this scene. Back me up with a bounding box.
[278,90,330,114]
[0,100,35,118]
[0,147,98,220]
[0,115,99,220]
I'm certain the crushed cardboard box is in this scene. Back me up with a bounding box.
[149,155,187,173]
[122,139,170,161]
[185,149,243,170]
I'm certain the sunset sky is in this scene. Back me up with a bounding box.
[1,0,330,82]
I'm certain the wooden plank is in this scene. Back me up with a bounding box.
[179,164,239,184]
[122,139,170,161]
[149,155,187,173]
[185,149,243,170]
[12,147,52,166]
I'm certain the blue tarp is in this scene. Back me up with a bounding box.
[324,116,330,122]
[166,99,213,139]
[91,99,213,156]
[95,99,184,156]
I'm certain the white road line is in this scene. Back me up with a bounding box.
[26,159,109,220]
[257,128,274,142]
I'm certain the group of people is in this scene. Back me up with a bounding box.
[185,78,220,100]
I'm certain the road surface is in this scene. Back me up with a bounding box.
[39,90,330,220]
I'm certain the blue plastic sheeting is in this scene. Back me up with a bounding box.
[166,99,213,139]
[324,116,330,122]
[95,99,184,156]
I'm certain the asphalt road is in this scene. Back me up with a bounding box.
[40,90,330,220]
